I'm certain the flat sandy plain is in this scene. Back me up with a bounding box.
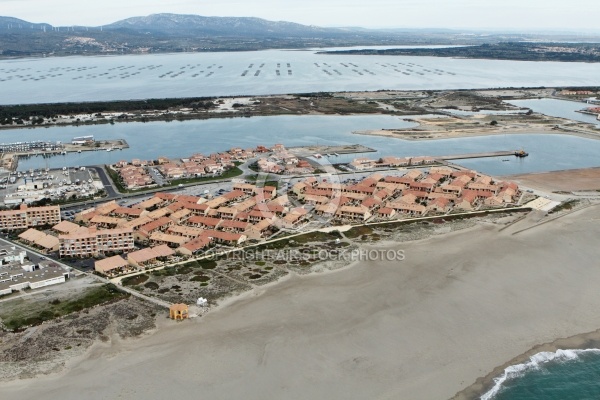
[1,204,600,400]
[505,167,600,192]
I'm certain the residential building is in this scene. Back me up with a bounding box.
[59,228,134,258]
[0,204,61,231]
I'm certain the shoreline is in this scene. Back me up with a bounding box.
[453,329,600,400]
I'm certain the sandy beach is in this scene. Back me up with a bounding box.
[1,205,600,400]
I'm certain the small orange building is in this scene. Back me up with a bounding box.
[169,303,189,320]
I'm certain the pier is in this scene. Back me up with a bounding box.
[437,150,526,161]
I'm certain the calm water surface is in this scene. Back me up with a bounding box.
[2,49,600,104]
[9,115,600,176]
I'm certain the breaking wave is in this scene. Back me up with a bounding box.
[481,348,600,400]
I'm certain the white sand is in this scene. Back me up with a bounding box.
[2,205,600,400]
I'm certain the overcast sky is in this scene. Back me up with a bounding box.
[1,0,598,32]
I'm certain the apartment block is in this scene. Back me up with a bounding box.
[0,204,61,231]
[59,227,134,258]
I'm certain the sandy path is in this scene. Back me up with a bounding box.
[2,206,600,400]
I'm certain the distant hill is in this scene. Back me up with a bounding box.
[1,13,597,58]
[103,13,350,38]
[0,16,52,32]
[0,13,427,57]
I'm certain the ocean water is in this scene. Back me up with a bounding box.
[483,349,600,400]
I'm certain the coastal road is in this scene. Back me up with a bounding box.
[88,166,118,198]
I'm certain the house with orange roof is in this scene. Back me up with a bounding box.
[169,209,192,224]
[18,229,60,252]
[244,219,274,240]
[455,191,478,211]
[167,225,205,239]
[139,217,173,237]
[232,183,257,195]
[149,232,190,248]
[90,215,126,229]
[52,220,82,235]
[391,203,426,216]
[378,156,411,167]
[335,205,372,221]
[177,236,211,256]
[127,244,175,268]
[315,203,339,217]
[111,207,146,220]
[248,209,275,222]
[429,166,454,176]
[361,197,383,211]
[220,220,251,233]
[119,216,154,231]
[376,207,396,219]
[427,197,452,213]
[186,216,221,229]
[216,206,238,220]
[202,230,247,246]
[135,196,163,210]
[94,255,130,277]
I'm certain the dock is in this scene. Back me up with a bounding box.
[437,150,526,161]
[1,139,129,171]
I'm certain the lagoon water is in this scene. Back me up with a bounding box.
[11,114,600,176]
[2,49,600,104]
[510,98,600,127]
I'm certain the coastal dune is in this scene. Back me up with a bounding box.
[2,206,600,400]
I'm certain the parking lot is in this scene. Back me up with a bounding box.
[2,167,103,207]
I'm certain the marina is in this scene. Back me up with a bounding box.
[0,138,128,171]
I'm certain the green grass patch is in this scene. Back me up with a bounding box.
[293,231,341,244]
[176,265,193,275]
[552,200,577,212]
[345,225,374,239]
[198,259,217,269]
[121,274,149,287]
[190,275,211,282]
[144,281,159,290]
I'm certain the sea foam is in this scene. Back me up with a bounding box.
[481,348,600,400]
